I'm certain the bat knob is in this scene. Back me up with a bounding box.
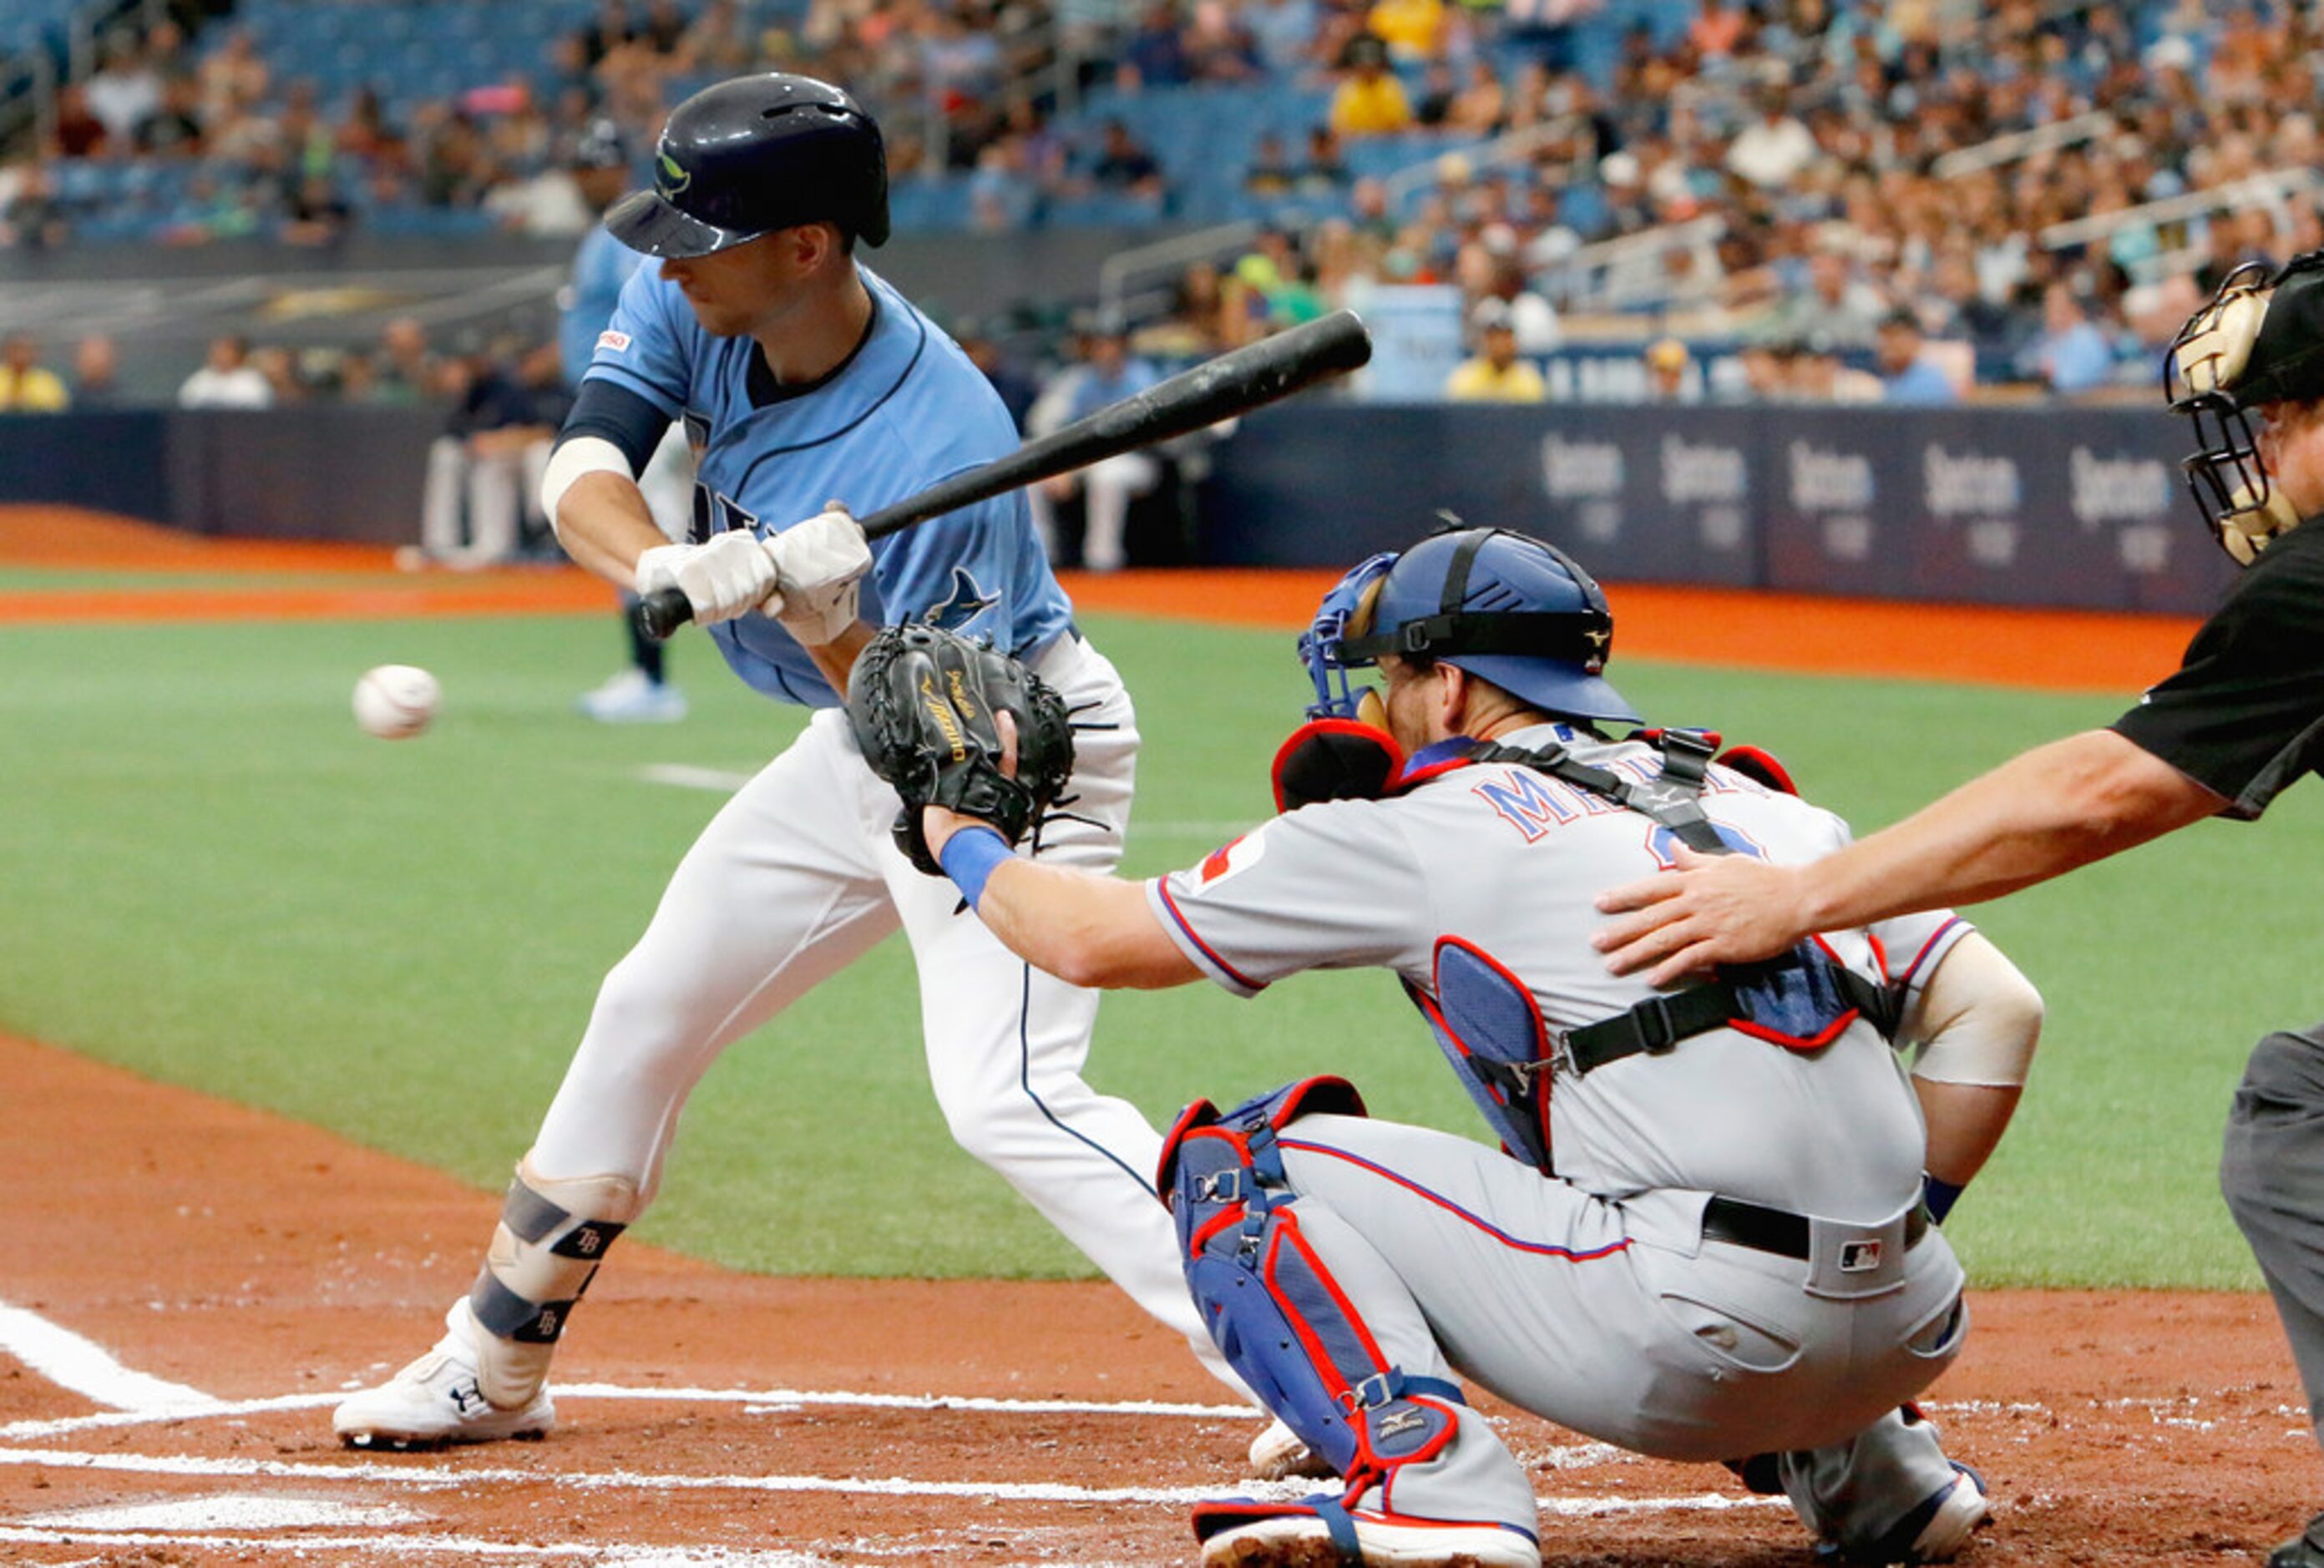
[635,586,695,641]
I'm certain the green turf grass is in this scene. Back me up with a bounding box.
[2,609,2316,1287]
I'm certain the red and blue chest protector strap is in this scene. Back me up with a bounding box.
[1458,730,1899,1073]
[1158,1076,1466,1547]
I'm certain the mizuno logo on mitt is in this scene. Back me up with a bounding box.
[919,672,968,761]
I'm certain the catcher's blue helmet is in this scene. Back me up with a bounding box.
[1309,525,1638,726]
[605,73,889,257]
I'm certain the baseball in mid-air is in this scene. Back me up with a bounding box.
[353,664,440,740]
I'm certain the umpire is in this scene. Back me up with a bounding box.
[1594,251,2324,1568]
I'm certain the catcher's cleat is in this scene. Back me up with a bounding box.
[1248,1417,1338,1482]
[1197,1501,1540,1567]
[333,1305,554,1451]
[2266,1511,2324,1568]
[1816,1464,1991,1565]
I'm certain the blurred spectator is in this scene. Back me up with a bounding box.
[1443,58,1507,135]
[1296,124,1350,195]
[179,336,273,407]
[1368,0,1448,63]
[1789,334,1884,403]
[1481,255,1561,353]
[491,119,615,237]
[199,30,269,124]
[1329,37,1413,137]
[1026,317,1164,572]
[1445,300,1547,402]
[1725,87,1817,190]
[1643,336,1697,402]
[1119,1,1192,89]
[1687,0,1746,57]
[680,0,756,71]
[1246,132,1296,198]
[0,336,70,412]
[49,86,109,159]
[640,0,689,54]
[252,345,305,405]
[955,319,1040,431]
[375,317,447,406]
[1771,245,1888,348]
[1090,119,1166,200]
[576,0,640,70]
[1412,62,1457,129]
[1245,0,1321,73]
[140,73,207,156]
[71,335,124,407]
[337,350,381,402]
[282,175,355,246]
[86,32,163,146]
[1183,0,1263,82]
[418,109,492,208]
[1875,309,1961,405]
[0,162,68,250]
[2024,282,2116,395]
[418,341,572,569]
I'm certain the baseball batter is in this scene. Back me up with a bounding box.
[1592,254,2324,1568]
[334,73,1243,1451]
[873,526,2035,1565]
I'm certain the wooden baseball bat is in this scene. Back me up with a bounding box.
[635,309,1372,640]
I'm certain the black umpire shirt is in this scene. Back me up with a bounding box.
[2111,513,2324,820]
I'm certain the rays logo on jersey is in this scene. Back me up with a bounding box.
[921,566,1000,632]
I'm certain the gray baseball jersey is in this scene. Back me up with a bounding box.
[1148,722,1968,1219]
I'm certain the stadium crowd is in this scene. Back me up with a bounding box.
[0,0,2318,404]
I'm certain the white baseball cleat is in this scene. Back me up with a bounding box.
[1248,1417,1336,1481]
[1898,1468,1992,1563]
[333,1307,554,1451]
[1200,1509,1539,1567]
[579,669,687,724]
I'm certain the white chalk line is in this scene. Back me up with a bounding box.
[0,1383,1254,1442]
[0,1525,838,1564]
[0,1298,223,1417]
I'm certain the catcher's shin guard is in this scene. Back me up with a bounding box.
[463,1157,640,1408]
[1160,1080,1463,1493]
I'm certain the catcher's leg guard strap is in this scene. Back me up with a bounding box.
[466,1158,640,1408]
[1166,1080,1458,1485]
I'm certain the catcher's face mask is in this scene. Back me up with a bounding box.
[1300,550,1398,726]
[2166,254,2324,564]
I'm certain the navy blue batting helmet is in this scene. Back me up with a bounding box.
[605,73,889,257]
[1337,526,1638,724]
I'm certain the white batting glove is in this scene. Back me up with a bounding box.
[767,503,873,647]
[634,532,781,626]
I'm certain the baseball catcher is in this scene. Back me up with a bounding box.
[873,524,2038,1566]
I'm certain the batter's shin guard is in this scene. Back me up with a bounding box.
[464,1156,640,1409]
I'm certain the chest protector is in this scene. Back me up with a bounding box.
[1411,729,1897,1176]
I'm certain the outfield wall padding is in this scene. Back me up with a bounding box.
[0,402,2241,613]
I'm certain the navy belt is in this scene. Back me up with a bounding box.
[1701,1196,1930,1261]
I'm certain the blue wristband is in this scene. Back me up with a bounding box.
[938,825,1013,909]
[1922,1174,1965,1225]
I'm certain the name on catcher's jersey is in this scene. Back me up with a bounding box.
[584,265,1074,706]
[1146,724,1974,1216]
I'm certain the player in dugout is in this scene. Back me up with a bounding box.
[1592,253,2324,1568]
[849,523,2041,1566]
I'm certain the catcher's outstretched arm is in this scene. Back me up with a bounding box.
[923,807,1201,989]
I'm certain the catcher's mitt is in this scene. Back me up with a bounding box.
[846,622,1076,876]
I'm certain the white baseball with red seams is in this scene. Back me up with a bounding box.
[352,665,440,740]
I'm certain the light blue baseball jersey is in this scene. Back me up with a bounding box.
[560,225,647,391]
[583,265,1072,706]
